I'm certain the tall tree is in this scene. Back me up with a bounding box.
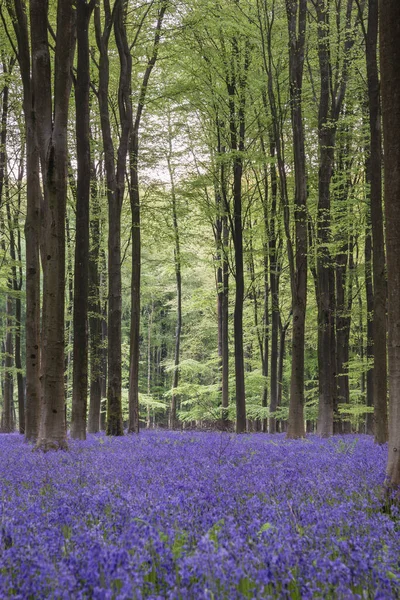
[87,157,104,434]
[32,0,76,450]
[167,124,182,430]
[285,0,307,439]
[71,0,96,440]
[227,35,250,434]
[380,0,400,488]
[6,0,42,443]
[365,0,388,443]
[128,0,167,434]
[95,0,131,436]
[314,0,359,437]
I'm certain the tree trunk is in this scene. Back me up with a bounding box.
[71,0,95,440]
[0,68,13,433]
[168,153,182,430]
[127,1,166,434]
[95,0,132,436]
[6,0,42,443]
[364,217,374,434]
[380,0,400,488]
[215,121,230,428]
[268,140,279,434]
[227,43,249,434]
[315,0,336,437]
[366,0,388,444]
[88,162,103,434]
[286,0,307,439]
[2,293,14,433]
[32,0,75,451]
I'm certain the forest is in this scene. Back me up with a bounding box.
[0,0,400,597]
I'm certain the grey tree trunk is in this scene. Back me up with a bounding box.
[366,0,388,444]
[127,1,167,434]
[6,0,42,443]
[32,0,75,451]
[167,151,182,430]
[380,0,400,488]
[88,162,103,434]
[71,0,96,440]
[286,0,307,440]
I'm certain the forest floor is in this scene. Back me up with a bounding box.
[0,432,399,599]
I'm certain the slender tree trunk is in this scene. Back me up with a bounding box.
[6,0,42,443]
[71,0,95,440]
[96,0,132,436]
[315,0,336,437]
[380,0,400,488]
[268,150,279,434]
[146,302,153,429]
[214,120,230,428]
[14,150,25,433]
[286,0,307,439]
[127,1,166,434]
[0,69,13,433]
[227,43,249,434]
[2,293,14,433]
[128,128,141,434]
[167,153,182,430]
[278,315,291,423]
[366,0,388,444]
[365,217,374,434]
[88,163,103,434]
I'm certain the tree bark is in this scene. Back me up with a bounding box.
[95,0,132,436]
[5,0,42,442]
[32,0,75,450]
[268,139,279,434]
[167,151,182,430]
[128,0,167,434]
[88,161,103,434]
[0,65,14,433]
[71,0,96,440]
[366,0,388,444]
[226,41,249,434]
[364,215,374,434]
[380,0,400,488]
[286,0,307,439]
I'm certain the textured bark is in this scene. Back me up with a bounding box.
[226,42,249,434]
[32,0,75,451]
[71,0,96,440]
[335,235,353,434]
[127,2,166,434]
[364,218,374,435]
[214,119,230,428]
[5,0,41,442]
[315,1,336,437]
[88,163,102,434]
[366,0,388,444]
[286,0,307,439]
[2,294,14,433]
[268,140,279,434]
[380,0,400,488]
[167,151,182,430]
[314,0,357,437]
[95,0,132,436]
[5,156,25,433]
[0,67,13,433]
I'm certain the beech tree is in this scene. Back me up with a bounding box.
[380,0,400,488]
[71,0,96,440]
[32,0,76,450]
[6,0,42,442]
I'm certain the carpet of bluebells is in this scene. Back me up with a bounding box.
[0,432,399,599]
